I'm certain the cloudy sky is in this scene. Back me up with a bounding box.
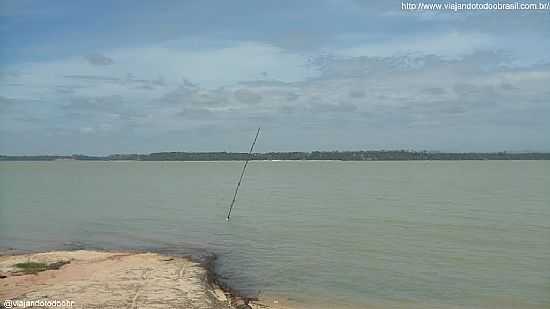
[1,0,549,155]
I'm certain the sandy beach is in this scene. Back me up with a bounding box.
[0,250,292,309]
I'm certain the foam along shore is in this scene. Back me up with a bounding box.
[0,250,292,309]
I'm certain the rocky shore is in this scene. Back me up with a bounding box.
[0,250,290,309]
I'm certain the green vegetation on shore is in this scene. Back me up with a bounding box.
[1,151,550,161]
[14,261,69,275]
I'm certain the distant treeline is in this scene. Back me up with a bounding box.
[2,151,550,161]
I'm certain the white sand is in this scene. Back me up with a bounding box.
[0,250,230,309]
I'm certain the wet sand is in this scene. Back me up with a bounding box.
[0,250,293,309]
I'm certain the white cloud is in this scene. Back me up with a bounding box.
[336,31,496,58]
[2,37,549,153]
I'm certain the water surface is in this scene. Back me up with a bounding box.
[1,161,549,308]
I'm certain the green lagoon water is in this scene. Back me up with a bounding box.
[1,161,549,308]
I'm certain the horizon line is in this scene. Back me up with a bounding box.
[2,149,550,157]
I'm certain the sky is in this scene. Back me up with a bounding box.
[1,0,549,155]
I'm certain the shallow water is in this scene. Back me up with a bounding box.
[1,161,549,308]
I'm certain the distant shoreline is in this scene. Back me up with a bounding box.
[1,150,550,161]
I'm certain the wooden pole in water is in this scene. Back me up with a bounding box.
[226,127,261,221]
